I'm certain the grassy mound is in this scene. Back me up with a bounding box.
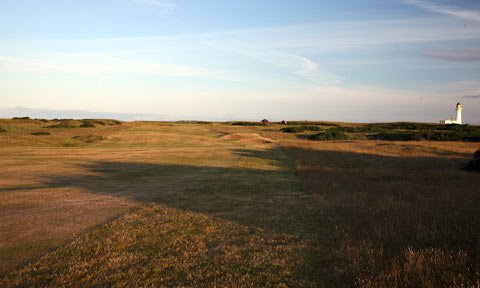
[309,129,350,141]
[31,131,51,136]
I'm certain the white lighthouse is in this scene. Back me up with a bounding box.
[456,102,462,124]
[440,103,462,124]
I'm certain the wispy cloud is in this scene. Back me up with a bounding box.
[201,39,343,85]
[132,0,176,14]
[425,48,480,61]
[0,54,238,82]
[0,56,108,79]
[462,95,480,100]
[403,0,480,21]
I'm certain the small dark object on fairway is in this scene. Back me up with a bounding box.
[0,126,6,133]
[261,119,269,125]
[464,149,480,172]
[31,131,51,136]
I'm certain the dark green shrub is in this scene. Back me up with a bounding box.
[45,121,77,129]
[31,131,51,136]
[370,132,422,141]
[45,123,77,129]
[374,122,436,130]
[309,130,350,141]
[12,116,30,120]
[80,121,95,128]
[285,121,340,126]
[72,135,104,143]
[281,126,324,133]
[370,130,480,142]
[231,122,264,126]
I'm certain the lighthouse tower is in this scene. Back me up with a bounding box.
[456,102,462,124]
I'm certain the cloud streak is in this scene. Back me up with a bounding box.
[425,48,480,61]
[132,0,176,14]
[462,95,480,100]
[403,0,480,21]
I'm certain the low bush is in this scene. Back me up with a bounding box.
[369,132,423,141]
[281,126,324,133]
[72,135,104,144]
[373,122,436,131]
[45,121,77,129]
[31,131,51,136]
[80,121,95,128]
[12,117,31,120]
[370,130,480,142]
[285,121,340,126]
[0,126,6,133]
[231,122,265,126]
[309,130,350,141]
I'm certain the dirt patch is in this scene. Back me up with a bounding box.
[221,133,275,144]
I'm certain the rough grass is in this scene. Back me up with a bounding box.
[282,139,480,287]
[0,126,6,133]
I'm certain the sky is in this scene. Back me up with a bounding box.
[0,0,479,123]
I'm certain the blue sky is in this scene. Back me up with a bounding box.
[1,0,480,122]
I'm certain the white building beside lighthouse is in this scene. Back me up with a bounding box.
[440,103,462,124]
